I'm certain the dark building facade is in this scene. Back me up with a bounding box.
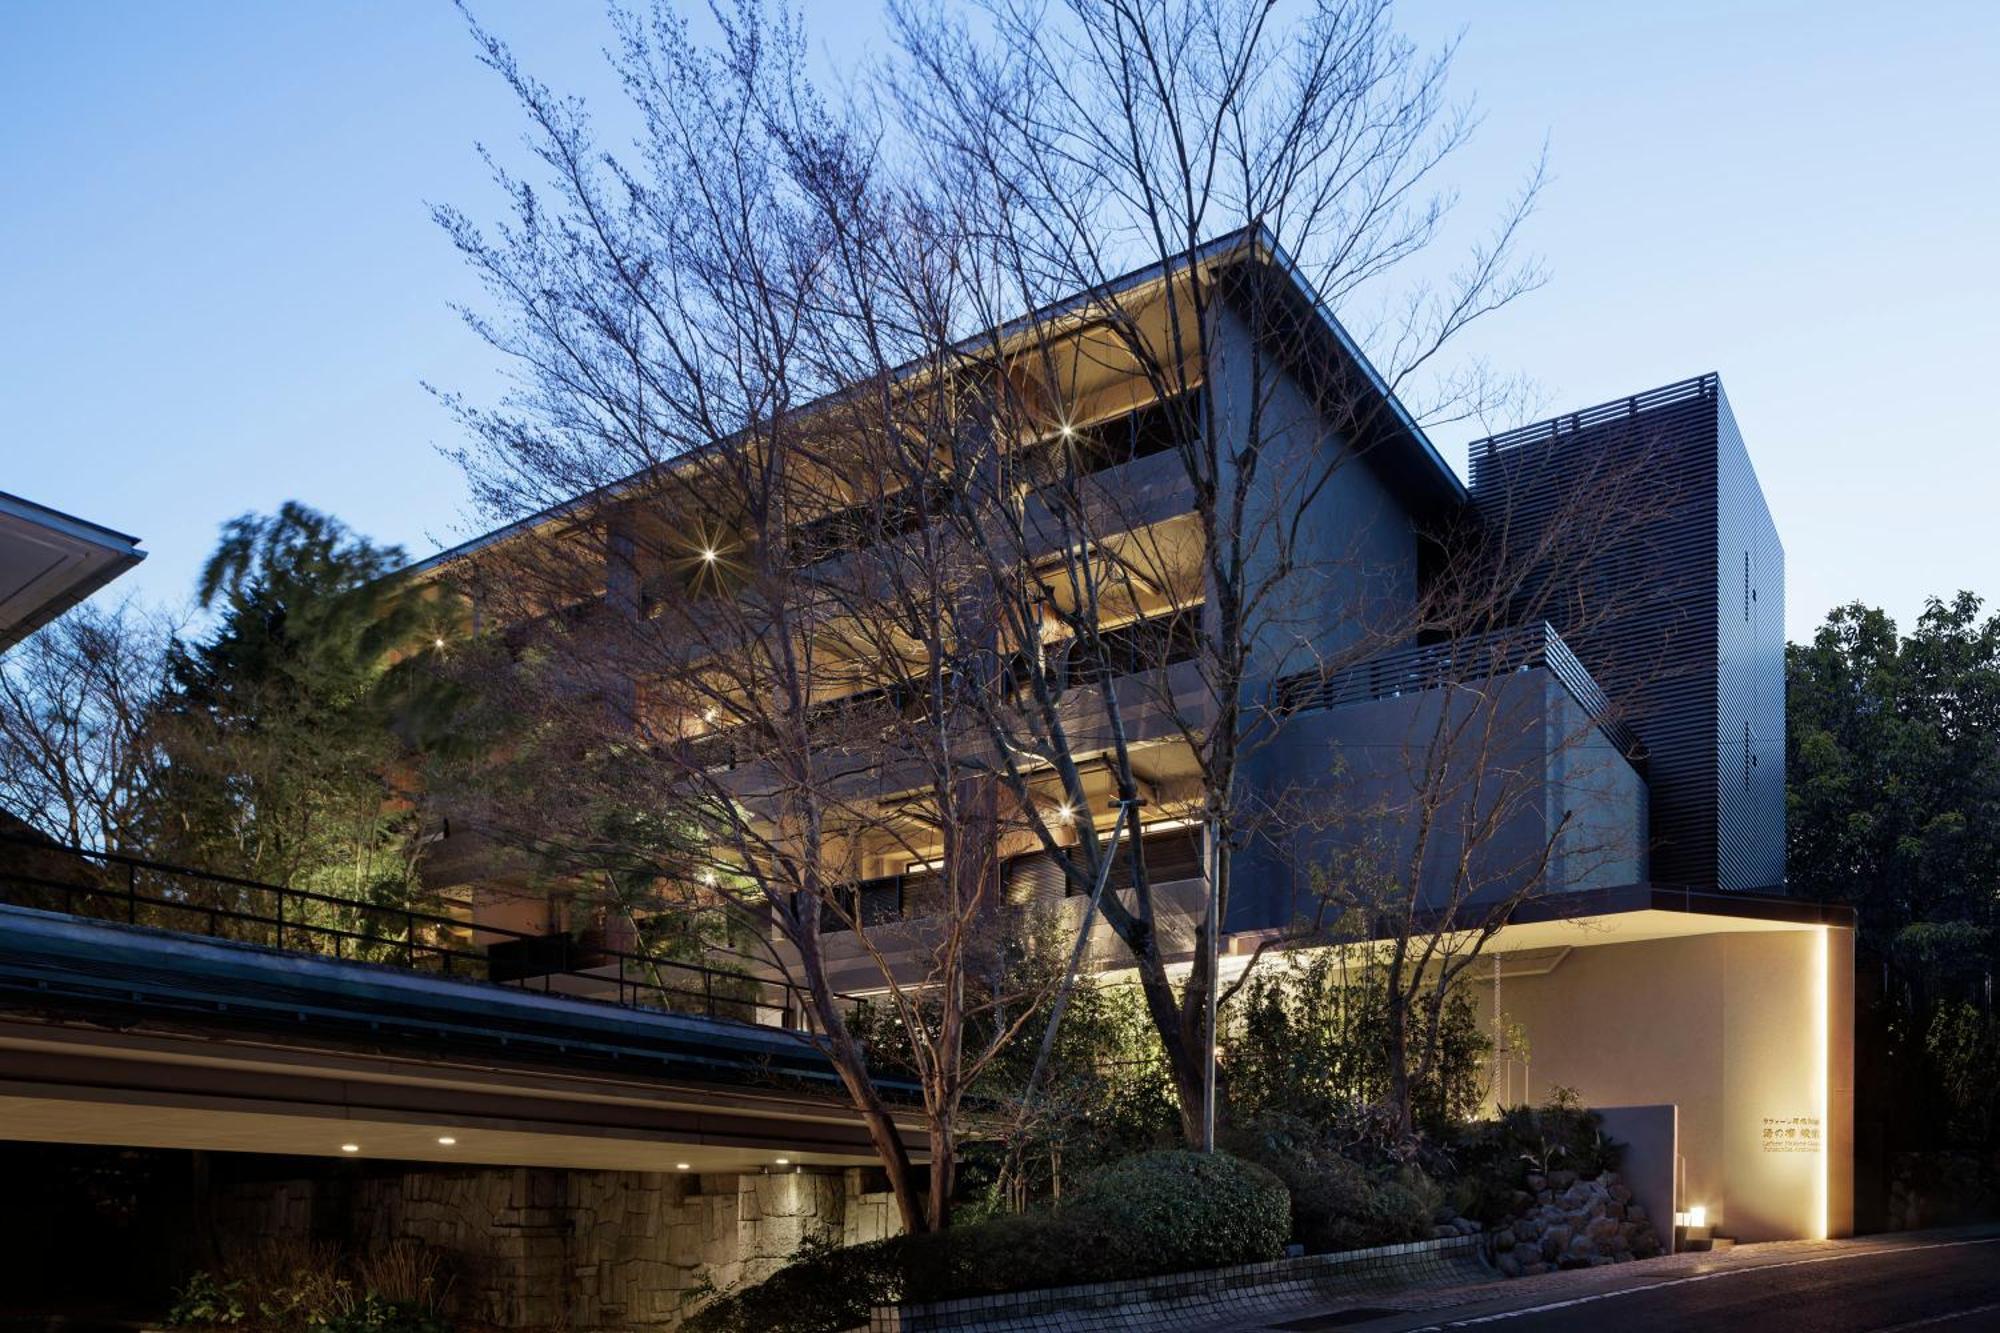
[1468,375,1785,892]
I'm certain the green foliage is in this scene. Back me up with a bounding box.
[166,1273,246,1328]
[1787,595,2000,963]
[679,1230,902,1333]
[1925,1001,2000,1147]
[1226,951,1488,1133]
[1452,1088,1623,1224]
[1065,1150,1291,1275]
[1222,1112,1436,1253]
[147,503,447,917]
[165,1239,451,1333]
[853,913,1180,1212]
[310,1296,451,1333]
[684,1151,1287,1333]
[1788,593,2000,1153]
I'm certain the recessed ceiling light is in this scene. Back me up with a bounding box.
[437,1136,457,1147]
[675,1162,691,1170]
[775,1157,790,1166]
[340,1143,360,1153]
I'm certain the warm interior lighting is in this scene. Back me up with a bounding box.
[702,706,720,724]
[436,1136,457,1147]
[1687,1204,1707,1229]
[432,637,446,650]
[1056,803,1075,826]
[675,1162,691,1171]
[701,547,719,563]
[340,1143,360,1154]
[775,1157,790,1166]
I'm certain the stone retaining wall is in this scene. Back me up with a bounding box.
[867,1235,1490,1333]
[210,1165,899,1331]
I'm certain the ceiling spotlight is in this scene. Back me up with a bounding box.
[340,1143,360,1154]
[432,637,446,650]
[1058,422,1075,441]
[675,1162,691,1170]
[1056,803,1075,826]
[775,1157,791,1167]
[437,1136,457,1147]
[700,547,719,564]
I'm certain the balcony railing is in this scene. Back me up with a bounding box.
[0,833,821,1029]
[1272,622,1646,764]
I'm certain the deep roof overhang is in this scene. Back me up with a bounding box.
[403,225,1468,579]
[0,492,146,653]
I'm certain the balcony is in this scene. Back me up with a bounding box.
[1272,621,1644,766]
[689,617,1210,803]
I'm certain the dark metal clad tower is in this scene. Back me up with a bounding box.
[1468,375,1785,891]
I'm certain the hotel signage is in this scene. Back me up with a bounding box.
[1760,1115,1822,1154]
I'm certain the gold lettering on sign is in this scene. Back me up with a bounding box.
[1761,1115,1822,1153]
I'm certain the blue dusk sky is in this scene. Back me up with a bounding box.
[4,1,1995,643]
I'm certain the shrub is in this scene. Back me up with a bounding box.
[1065,1150,1290,1276]
[312,1295,451,1333]
[1224,1113,1435,1253]
[1226,953,1489,1132]
[686,1150,1289,1332]
[166,1273,246,1328]
[679,1232,902,1333]
[1453,1088,1625,1224]
[164,1239,453,1333]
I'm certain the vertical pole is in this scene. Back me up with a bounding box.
[1201,814,1219,1153]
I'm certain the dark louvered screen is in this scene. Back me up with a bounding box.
[1467,374,1784,891]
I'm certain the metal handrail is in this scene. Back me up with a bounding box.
[1469,373,1717,457]
[0,832,823,1029]
[1272,622,1646,764]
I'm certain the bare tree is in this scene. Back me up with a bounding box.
[881,0,1550,1143]
[434,3,1078,1233]
[0,599,174,853]
[1280,440,1673,1138]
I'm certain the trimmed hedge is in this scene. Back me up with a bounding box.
[682,1150,1290,1333]
[1067,1149,1291,1276]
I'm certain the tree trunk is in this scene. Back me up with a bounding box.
[1384,984,1415,1141]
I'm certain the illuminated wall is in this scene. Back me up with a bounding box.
[1472,923,1853,1242]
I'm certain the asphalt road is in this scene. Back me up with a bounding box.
[1237,1228,2000,1333]
[1385,1231,2000,1332]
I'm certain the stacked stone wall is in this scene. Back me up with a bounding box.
[208,1165,900,1331]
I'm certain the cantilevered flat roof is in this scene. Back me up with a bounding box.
[0,491,145,652]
